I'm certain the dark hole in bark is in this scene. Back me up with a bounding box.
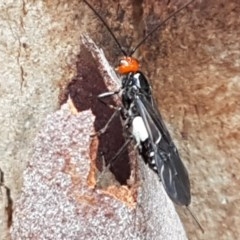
[61,45,131,185]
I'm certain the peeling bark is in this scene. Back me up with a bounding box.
[11,37,187,240]
[1,0,240,239]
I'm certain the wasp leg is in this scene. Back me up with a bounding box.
[98,90,120,110]
[91,107,122,137]
[91,90,121,137]
[95,138,132,186]
[107,137,132,167]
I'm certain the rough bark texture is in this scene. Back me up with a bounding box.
[10,105,187,240]
[1,0,240,239]
[10,37,187,239]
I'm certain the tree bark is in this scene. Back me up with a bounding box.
[11,36,187,240]
[1,0,240,239]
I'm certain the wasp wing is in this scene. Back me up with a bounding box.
[134,95,191,206]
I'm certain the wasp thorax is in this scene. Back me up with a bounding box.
[115,56,140,75]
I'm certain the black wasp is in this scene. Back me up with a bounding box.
[83,0,203,232]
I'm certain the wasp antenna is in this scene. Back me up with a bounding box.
[83,0,128,56]
[130,0,195,56]
[186,206,204,233]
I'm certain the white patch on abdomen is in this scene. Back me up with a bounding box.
[132,116,149,144]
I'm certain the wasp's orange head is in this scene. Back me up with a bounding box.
[115,56,140,75]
